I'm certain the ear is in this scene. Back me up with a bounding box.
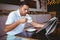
[19,6,22,10]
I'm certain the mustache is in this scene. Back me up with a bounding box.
[21,14,26,16]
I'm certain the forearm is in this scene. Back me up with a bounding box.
[4,21,21,32]
[30,21,45,28]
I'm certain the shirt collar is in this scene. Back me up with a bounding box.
[16,9,21,17]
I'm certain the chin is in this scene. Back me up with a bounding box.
[22,14,26,16]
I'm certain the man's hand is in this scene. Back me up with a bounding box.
[19,18,27,23]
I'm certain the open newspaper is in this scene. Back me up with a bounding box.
[36,17,57,34]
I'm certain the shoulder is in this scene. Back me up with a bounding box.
[8,10,17,16]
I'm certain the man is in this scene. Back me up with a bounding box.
[4,1,45,40]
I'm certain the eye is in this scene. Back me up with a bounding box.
[25,9,26,10]
[25,9,27,10]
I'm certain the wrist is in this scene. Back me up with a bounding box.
[16,20,21,24]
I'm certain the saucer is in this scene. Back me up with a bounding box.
[26,28,36,32]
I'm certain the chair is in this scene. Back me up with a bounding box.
[31,17,57,40]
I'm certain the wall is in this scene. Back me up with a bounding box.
[0,3,47,12]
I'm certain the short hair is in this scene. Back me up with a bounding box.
[19,1,29,6]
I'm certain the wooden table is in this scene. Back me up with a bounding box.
[16,36,38,40]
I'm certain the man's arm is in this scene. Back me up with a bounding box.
[4,18,27,32]
[26,14,45,28]
[30,21,46,28]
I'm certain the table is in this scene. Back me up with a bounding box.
[15,36,38,40]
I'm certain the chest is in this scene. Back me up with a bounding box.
[14,15,26,22]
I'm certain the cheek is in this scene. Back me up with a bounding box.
[22,11,25,13]
[21,10,24,13]
[22,10,26,13]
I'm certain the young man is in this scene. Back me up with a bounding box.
[4,1,45,40]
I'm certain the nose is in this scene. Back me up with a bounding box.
[26,10,28,13]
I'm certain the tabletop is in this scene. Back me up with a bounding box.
[15,36,38,40]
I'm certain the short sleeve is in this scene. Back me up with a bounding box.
[26,14,33,23]
[5,12,15,25]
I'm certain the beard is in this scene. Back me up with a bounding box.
[20,13,26,16]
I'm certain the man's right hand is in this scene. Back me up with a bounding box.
[19,18,27,23]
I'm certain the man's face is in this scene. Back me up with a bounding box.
[19,5,29,16]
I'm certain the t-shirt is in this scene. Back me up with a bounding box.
[5,9,32,35]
